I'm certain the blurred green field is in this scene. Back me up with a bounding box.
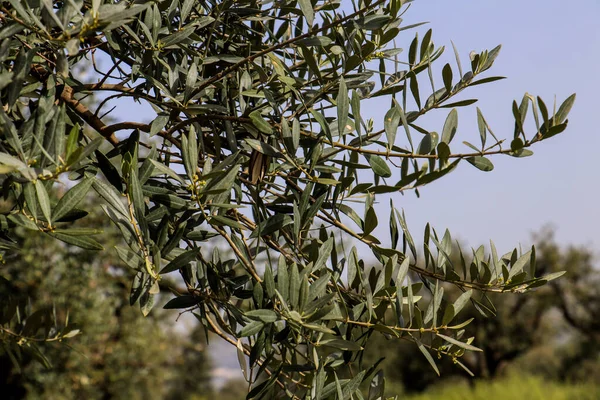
[403,375,600,400]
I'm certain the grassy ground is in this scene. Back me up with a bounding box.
[402,375,600,400]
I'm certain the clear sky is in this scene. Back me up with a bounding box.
[367,0,600,254]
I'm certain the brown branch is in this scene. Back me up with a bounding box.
[166,114,251,136]
[72,82,173,112]
[68,84,183,147]
[63,95,163,144]
[60,85,119,146]
[103,121,151,134]
[75,83,148,98]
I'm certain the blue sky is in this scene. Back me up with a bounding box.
[370,0,600,253]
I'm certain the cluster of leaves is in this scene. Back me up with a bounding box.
[0,0,575,398]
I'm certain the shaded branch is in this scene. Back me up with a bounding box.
[60,85,119,146]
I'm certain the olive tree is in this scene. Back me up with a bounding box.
[0,0,575,398]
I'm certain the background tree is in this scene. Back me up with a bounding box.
[528,231,600,383]
[363,229,600,395]
[0,0,575,398]
[0,197,214,400]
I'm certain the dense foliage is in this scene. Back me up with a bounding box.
[0,0,575,398]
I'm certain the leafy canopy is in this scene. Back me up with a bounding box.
[0,0,575,398]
